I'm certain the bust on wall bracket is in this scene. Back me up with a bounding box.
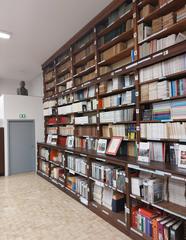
[17,81,28,96]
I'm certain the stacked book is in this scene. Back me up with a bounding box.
[50,167,64,180]
[47,126,58,135]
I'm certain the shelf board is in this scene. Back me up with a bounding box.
[97,9,133,38]
[141,137,186,143]
[99,121,136,125]
[128,160,186,178]
[130,194,186,220]
[99,85,135,98]
[73,52,95,67]
[141,119,186,123]
[99,103,135,111]
[98,47,133,66]
[138,18,186,45]
[137,0,158,9]
[140,94,186,105]
[98,29,133,52]
[140,69,186,86]
[138,0,186,24]
[73,65,95,78]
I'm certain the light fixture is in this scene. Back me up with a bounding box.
[0,31,11,39]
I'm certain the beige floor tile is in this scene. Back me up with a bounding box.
[0,173,132,240]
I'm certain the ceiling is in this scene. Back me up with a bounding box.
[0,0,112,83]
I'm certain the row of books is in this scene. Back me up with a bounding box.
[47,126,58,135]
[58,100,97,115]
[97,1,132,33]
[151,100,186,121]
[99,90,135,109]
[43,100,57,109]
[57,72,71,84]
[38,159,49,176]
[92,162,126,191]
[141,122,186,140]
[58,94,73,106]
[76,126,97,137]
[93,184,125,213]
[56,50,69,66]
[139,54,186,83]
[74,86,96,101]
[58,116,73,125]
[141,79,186,102]
[56,59,71,76]
[139,32,186,58]
[74,43,94,64]
[58,80,73,93]
[59,125,74,136]
[99,108,135,123]
[75,59,95,75]
[73,31,94,51]
[138,142,166,163]
[44,70,54,83]
[46,117,57,125]
[138,9,184,42]
[131,175,163,203]
[132,205,185,239]
[67,175,88,200]
[39,147,49,160]
[102,124,136,140]
[74,115,97,125]
[98,19,133,47]
[75,137,98,151]
[50,166,64,180]
[46,81,55,91]
[50,149,64,165]
[100,41,132,62]
[43,108,56,117]
[67,155,87,176]
[75,71,96,86]
[99,75,134,94]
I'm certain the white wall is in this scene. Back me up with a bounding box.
[28,74,43,97]
[0,95,44,176]
[0,79,22,95]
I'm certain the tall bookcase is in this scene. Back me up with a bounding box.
[38,1,186,239]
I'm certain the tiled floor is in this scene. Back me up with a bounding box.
[0,172,132,240]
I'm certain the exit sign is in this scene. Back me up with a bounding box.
[19,114,26,119]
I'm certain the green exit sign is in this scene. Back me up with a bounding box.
[19,114,26,119]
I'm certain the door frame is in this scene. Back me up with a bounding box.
[8,120,36,175]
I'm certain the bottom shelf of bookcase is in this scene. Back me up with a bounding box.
[130,194,186,220]
[89,201,126,231]
[37,171,163,240]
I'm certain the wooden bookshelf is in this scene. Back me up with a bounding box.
[40,0,186,239]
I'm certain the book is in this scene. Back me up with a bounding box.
[170,221,184,240]
[138,142,150,162]
[178,144,186,169]
[97,139,107,154]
